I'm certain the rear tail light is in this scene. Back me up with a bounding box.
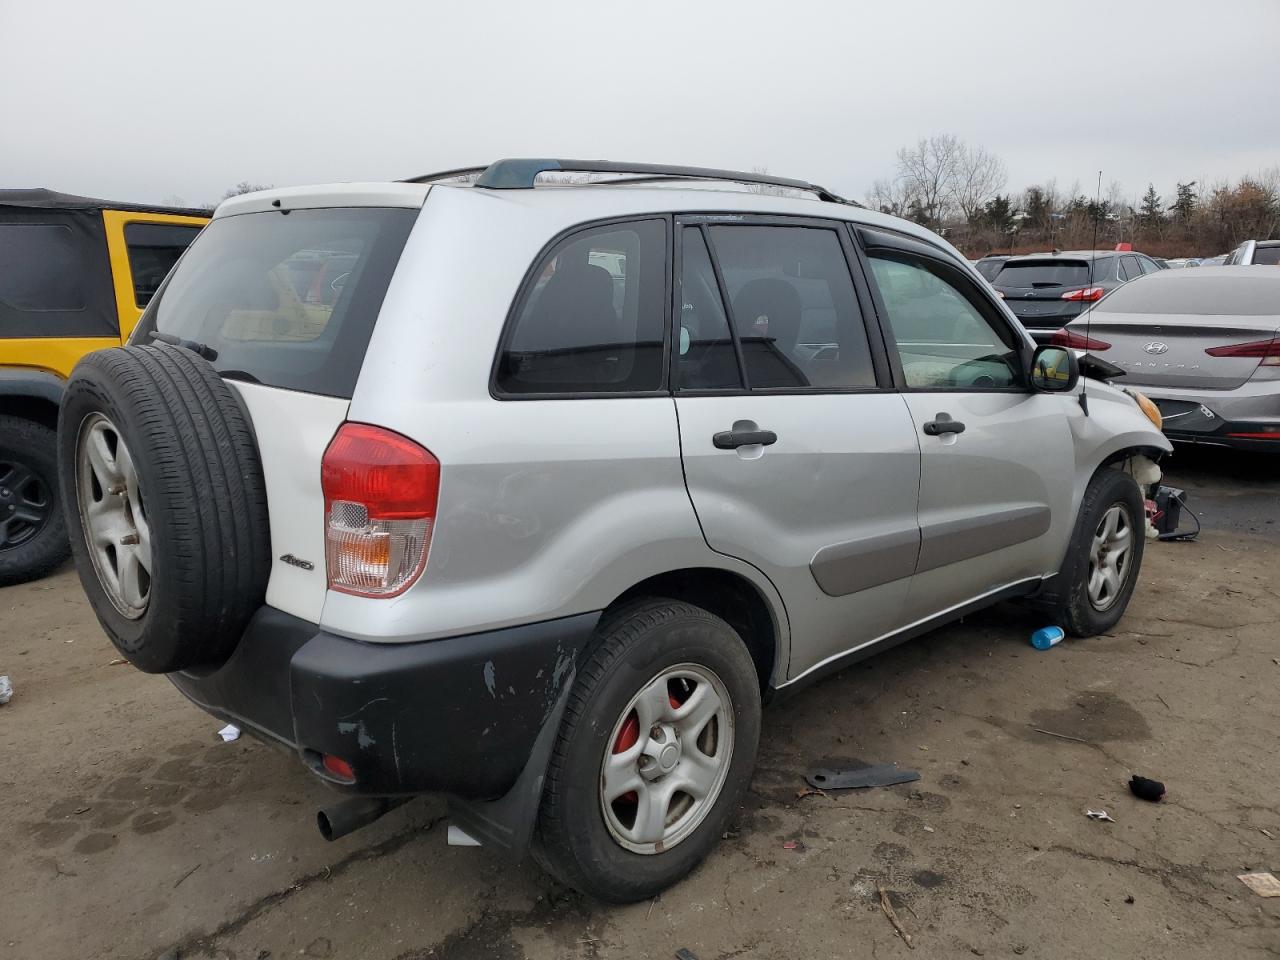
[1205,337,1280,366]
[1061,287,1106,302]
[321,423,440,597]
[1050,328,1112,351]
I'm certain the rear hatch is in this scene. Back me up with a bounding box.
[132,199,421,623]
[1063,276,1280,390]
[993,259,1099,329]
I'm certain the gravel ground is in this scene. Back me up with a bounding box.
[2,448,1277,960]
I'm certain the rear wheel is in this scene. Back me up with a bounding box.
[0,415,69,586]
[534,599,761,903]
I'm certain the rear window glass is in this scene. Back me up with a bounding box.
[0,223,86,310]
[1095,275,1280,316]
[1255,246,1280,266]
[995,259,1106,287]
[496,218,667,395]
[135,208,417,398]
[124,222,202,307]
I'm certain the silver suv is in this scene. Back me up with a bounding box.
[58,160,1170,902]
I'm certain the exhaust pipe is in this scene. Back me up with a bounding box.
[316,796,409,841]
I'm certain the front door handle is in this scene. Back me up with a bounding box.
[922,413,966,436]
[713,428,778,449]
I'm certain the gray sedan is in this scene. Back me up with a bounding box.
[1058,266,1280,450]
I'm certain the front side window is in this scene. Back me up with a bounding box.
[868,253,1023,390]
[496,219,666,395]
[682,224,875,390]
[124,222,202,307]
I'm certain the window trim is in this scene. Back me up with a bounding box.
[852,226,1033,395]
[489,214,674,401]
[672,213,893,396]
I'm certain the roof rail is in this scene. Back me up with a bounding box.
[402,165,488,184]
[413,158,857,205]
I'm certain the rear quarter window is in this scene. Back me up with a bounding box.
[495,218,668,396]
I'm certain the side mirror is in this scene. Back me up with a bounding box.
[1030,344,1079,392]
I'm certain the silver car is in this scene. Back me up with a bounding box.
[1058,266,1280,449]
[58,159,1170,902]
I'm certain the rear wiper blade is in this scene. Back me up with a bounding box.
[1030,281,1063,288]
[149,330,219,361]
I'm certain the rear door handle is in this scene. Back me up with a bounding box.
[713,428,778,449]
[922,413,966,436]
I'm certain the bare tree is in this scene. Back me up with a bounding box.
[895,134,962,226]
[222,181,273,200]
[865,177,915,217]
[951,143,1007,225]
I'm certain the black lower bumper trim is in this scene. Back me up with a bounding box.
[169,608,601,800]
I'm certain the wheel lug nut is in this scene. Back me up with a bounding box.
[108,483,126,495]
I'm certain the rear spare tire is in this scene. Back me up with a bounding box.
[58,344,270,674]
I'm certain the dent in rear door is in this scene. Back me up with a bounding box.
[230,380,348,624]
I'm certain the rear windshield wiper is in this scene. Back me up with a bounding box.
[1030,281,1063,288]
[149,330,219,362]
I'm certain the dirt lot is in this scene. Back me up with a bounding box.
[3,452,1279,960]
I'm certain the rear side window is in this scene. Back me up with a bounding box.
[0,223,86,310]
[124,222,202,307]
[974,258,1006,281]
[496,219,667,395]
[694,224,876,390]
[135,208,417,399]
[1255,246,1280,266]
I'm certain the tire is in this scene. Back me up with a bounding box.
[57,344,270,674]
[1054,467,1146,637]
[0,414,70,586]
[533,599,762,903]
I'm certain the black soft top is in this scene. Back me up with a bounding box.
[0,187,208,218]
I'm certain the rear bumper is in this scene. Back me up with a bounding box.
[168,606,600,799]
[1137,384,1280,451]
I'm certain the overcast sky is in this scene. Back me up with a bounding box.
[3,0,1278,209]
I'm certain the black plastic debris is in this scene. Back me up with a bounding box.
[805,763,921,790]
[1129,774,1166,802]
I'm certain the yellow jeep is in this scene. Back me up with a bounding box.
[0,189,207,584]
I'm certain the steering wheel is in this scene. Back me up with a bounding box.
[949,354,1011,388]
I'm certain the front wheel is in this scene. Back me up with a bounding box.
[1056,467,1146,636]
[0,415,69,586]
[533,599,761,903]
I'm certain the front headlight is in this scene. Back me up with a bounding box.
[1129,389,1163,430]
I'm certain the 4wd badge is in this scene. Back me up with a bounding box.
[280,554,315,571]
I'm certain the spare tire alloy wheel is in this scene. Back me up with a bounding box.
[1088,503,1133,613]
[601,664,734,854]
[0,456,53,551]
[75,412,152,619]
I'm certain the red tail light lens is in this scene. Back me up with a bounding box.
[321,423,440,597]
[1061,286,1106,302]
[1205,337,1280,365]
[1050,328,1112,351]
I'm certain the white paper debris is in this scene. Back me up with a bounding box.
[218,723,241,742]
[0,675,11,704]
[1238,872,1280,898]
[1086,809,1116,822]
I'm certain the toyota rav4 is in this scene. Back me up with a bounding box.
[59,159,1170,902]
